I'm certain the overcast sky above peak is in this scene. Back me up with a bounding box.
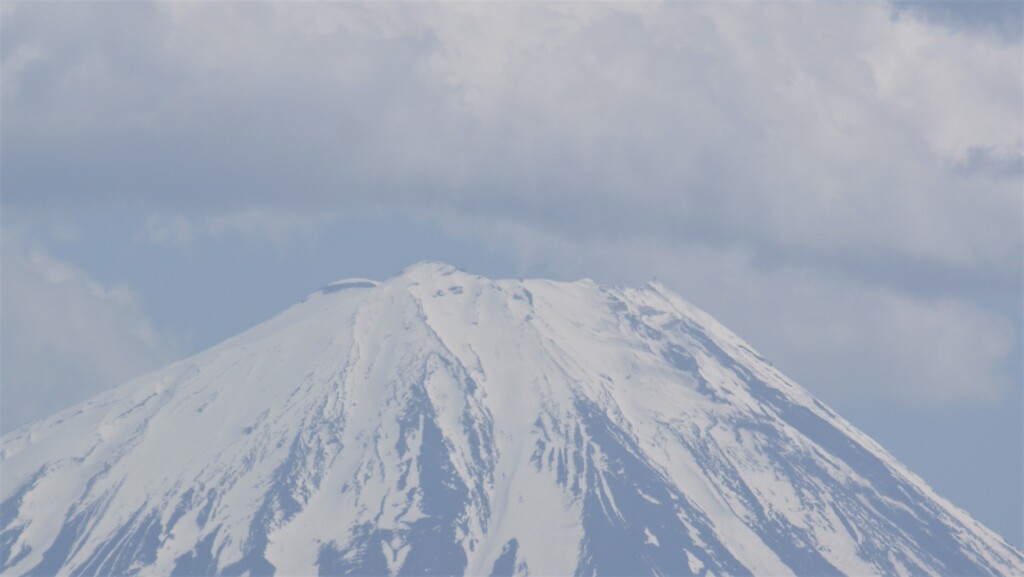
[2,0,1021,546]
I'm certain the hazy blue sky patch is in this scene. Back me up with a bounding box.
[893,0,1023,42]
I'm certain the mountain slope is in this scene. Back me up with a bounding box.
[2,262,1021,576]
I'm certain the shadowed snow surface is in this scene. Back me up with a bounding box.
[2,262,1021,576]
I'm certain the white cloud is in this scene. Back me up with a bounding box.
[2,2,1019,408]
[454,222,1016,406]
[864,11,1021,162]
[1,229,175,432]
[140,209,332,247]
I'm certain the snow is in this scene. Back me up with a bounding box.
[686,550,704,574]
[1,262,1021,577]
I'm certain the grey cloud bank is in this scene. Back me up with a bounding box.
[4,0,1020,413]
[7,4,1021,287]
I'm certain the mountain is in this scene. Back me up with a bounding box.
[2,262,1021,577]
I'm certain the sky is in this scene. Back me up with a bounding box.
[2,0,1021,547]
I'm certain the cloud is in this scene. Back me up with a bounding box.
[4,3,1018,279]
[1,229,175,433]
[450,222,1017,406]
[1,2,1020,406]
[139,209,333,247]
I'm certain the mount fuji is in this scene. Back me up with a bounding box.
[2,262,1021,576]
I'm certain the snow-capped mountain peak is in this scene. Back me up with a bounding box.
[2,264,1021,576]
